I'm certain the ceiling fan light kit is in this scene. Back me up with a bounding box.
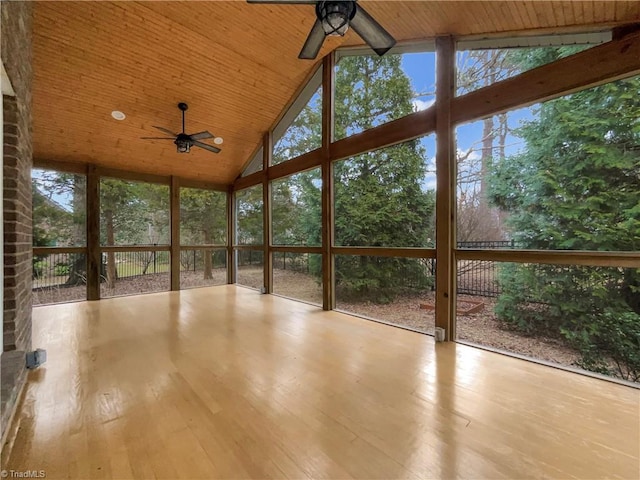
[141,102,222,154]
[247,0,396,60]
[318,1,354,36]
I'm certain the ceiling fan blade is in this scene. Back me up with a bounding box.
[350,4,396,56]
[299,19,326,60]
[246,1,316,4]
[189,131,214,141]
[141,137,175,140]
[193,141,221,154]
[152,126,178,137]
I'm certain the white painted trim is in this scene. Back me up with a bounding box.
[336,40,436,59]
[0,62,8,353]
[241,146,263,177]
[272,65,323,144]
[242,64,323,176]
[457,30,612,50]
[335,30,611,58]
[2,62,16,96]
[0,96,3,353]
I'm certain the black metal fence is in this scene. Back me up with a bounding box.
[33,241,513,298]
[457,260,500,297]
[456,240,515,297]
[273,251,312,274]
[180,249,226,272]
[101,251,170,280]
[33,252,87,289]
[457,240,515,249]
[237,249,264,267]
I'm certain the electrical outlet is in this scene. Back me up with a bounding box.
[26,348,47,369]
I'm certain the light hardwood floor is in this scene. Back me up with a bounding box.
[3,286,639,479]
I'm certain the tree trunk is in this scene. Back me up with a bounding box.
[498,113,508,160]
[73,175,86,245]
[66,176,88,285]
[479,116,494,206]
[203,230,213,280]
[479,51,497,208]
[106,209,117,288]
[622,269,640,315]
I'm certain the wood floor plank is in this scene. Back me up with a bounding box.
[4,286,639,479]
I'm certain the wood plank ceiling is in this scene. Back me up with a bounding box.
[33,1,640,184]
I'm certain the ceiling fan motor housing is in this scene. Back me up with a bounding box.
[142,101,221,154]
[175,133,192,153]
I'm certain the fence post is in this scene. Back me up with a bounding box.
[153,251,157,274]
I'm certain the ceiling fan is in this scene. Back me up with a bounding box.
[247,0,396,60]
[141,102,223,154]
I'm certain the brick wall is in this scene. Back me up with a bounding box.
[2,1,33,352]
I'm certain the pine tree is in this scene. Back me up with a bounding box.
[180,188,226,278]
[277,54,436,301]
[488,47,640,380]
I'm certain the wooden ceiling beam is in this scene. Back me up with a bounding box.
[612,23,640,39]
[268,149,323,181]
[329,107,436,162]
[33,158,88,175]
[33,157,229,191]
[233,171,263,192]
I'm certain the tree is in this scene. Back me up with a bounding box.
[333,55,435,300]
[32,171,87,285]
[279,54,435,301]
[271,85,322,262]
[487,47,640,380]
[273,87,322,164]
[32,179,72,247]
[271,178,299,245]
[180,188,226,279]
[100,179,169,287]
[235,185,263,245]
[456,49,519,242]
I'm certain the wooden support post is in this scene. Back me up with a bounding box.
[86,165,100,301]
[435,36,456,341]
[227,186,235,284]
[263,132,273,293]
[322,52,335,310]
[170,176,180,291]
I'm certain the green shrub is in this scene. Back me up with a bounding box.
[54,262,70,276]
[495,263,640,381]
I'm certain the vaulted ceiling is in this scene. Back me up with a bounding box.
[33,1,640,184]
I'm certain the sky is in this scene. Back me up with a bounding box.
[32,169,75,212]
[400,51,536,192]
